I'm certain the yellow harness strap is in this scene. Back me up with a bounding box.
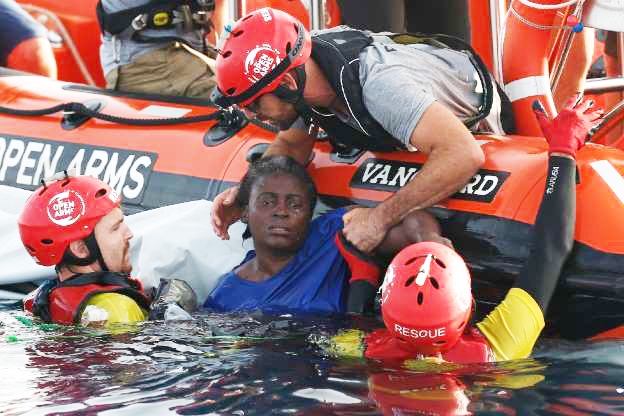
[327,329,366,359]
[476,288,545,361]
[83,293,147,327]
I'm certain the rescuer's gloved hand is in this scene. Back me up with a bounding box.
[335,231,382,314]
[533,95,604,158]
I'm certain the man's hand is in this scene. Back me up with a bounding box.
[211,186,242,240]
[533,95,604,158]
[342,207,389,253]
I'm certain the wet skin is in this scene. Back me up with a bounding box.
[93,207,134,273]
[237,174,313,281]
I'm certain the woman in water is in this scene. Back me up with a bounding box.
[204,155,447,315]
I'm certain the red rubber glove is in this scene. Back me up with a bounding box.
[335,231,381,287]
[533,95,604,158]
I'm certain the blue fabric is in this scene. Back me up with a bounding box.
[0,0,47,66]
[204,208,349,315]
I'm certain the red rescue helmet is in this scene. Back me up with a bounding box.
[368,373,469,415]
[211,7,312,108]
[381,242,473,355]
[18,174,121,266]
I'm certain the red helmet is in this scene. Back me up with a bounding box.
[18,175,121,266]
[211,7,312,108]
[381,242,473,355]
[369,373,469,415]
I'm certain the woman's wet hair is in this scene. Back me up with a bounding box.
[237,156,317,239]
[237,155,318,212]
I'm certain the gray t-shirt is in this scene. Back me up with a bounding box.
[299,26,504,148]
[99,0,204,76]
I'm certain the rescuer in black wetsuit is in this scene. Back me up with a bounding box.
[326,95,605,363]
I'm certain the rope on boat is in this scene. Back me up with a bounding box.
[509,0,583,31]
[517,0,579,10]
[0,101,229,126]
[509,4,563,30]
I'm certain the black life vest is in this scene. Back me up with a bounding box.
[304,29,515,152]
[96,0,213,35]
[23,272,151,325]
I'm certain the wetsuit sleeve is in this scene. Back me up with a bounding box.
[515,156,576,310]
[477,156,576,360]
[476,287,544,361]
[334,231,381,314]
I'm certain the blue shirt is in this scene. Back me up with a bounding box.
[0,0,47,66]
[204,208,349,315]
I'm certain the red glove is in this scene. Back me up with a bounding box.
[533,95,604,158]
[335,231,381,287]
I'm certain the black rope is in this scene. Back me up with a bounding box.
[0,102,224,126]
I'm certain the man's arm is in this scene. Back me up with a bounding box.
[7,37,57,78]
[343,102,484,252]
[379,102,484,223]
[338,209,451,314]
[263,126,317,165]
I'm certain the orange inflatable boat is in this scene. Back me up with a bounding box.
[0,67,623,339]
[3,0,623,340]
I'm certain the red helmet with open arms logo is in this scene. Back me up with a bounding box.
[18,174,121,266]
[211,7,312,108]
[381,242,473,355]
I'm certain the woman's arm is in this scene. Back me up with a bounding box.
[337,209,449,314]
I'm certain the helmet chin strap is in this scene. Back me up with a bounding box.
[84,233,110,272]
[272,65,317,126]
[58,232,110,273]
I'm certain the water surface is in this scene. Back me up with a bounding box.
[1,301,624,415]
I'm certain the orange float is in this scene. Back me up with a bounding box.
[502,0,577,136]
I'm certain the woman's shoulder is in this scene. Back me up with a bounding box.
[309,207,347,235]
[313,207,347,224]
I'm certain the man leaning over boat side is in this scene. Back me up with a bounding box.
[17,174,197,327]
[97,0,223,98]
[210,7,514,254]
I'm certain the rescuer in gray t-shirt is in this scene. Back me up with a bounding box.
[210,9,506,256]
[292,27,504,148]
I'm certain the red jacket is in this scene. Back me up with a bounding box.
[364,327,495,364]
[24,272,151,325]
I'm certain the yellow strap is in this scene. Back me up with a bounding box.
[327,329,365,359]
[83,293,147,327]
[403,356,463,372]
[478,373,545,389]
[476,288,545,361]
[180,42,217,72]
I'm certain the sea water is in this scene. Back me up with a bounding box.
[1,300,624,415]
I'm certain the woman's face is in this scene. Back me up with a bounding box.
[246,174,312,253]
